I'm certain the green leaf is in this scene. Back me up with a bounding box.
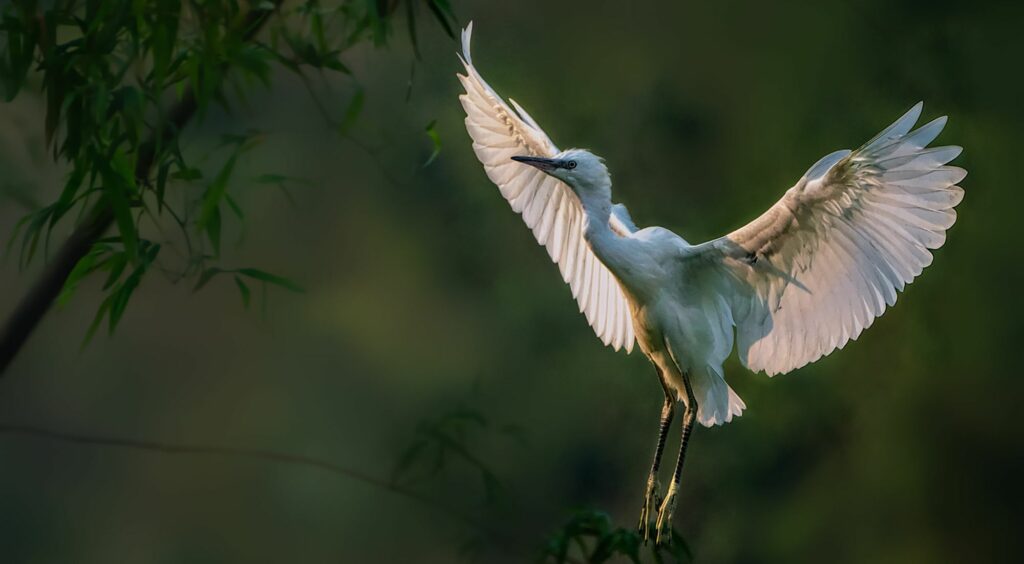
[429,0,458,20]
[237,268,304,293]
[423,119,441,166]
[224,193,244,220]
[205,206,222,254]
[171,166,203,182]
[311,7,326,52]
[198,154,238,254]
[108,243,160,333]
[232,44,272,86]
[103,153,139,260]
[18,205,52,267]
[254,173,311,187]
[80,243,160,344]
[150,3,180,82]
[321,54,351,74]
[338,88,364,133]
[426,0,456,39]
[193,267,224,292]
[83,294,114,346]
[102,252,128,290]
[255,173,287,184]
[1,14,38,101]
[405,0,421,60]
[44,68,66,147]
[234,275,251,308]
[156,161,170,212]
[58,248,101,307]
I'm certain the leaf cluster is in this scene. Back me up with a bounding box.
[0,0,456,339]
[543,509,693,564]
[392,405,526,506]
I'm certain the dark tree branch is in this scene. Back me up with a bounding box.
[0,2,280,375]
[0,422,445,517]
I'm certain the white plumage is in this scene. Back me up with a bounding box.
[456,22,964,541]
[694,103,965,376]
[457,27,636,353]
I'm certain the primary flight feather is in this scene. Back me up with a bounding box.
[456,22,965,543]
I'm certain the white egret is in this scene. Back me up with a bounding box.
[456,22,965,543]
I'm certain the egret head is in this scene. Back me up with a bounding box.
[511,149,611,200]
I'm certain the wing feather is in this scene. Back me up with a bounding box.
[458,23,635,353]
[692,102,964,375]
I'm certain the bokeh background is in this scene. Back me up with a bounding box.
[1,0,1022,562]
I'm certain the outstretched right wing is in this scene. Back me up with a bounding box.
[457,23,635,352]
[690,103,965,376]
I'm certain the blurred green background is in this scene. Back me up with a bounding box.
[1,0,1021,562]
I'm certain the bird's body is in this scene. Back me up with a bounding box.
[583,204,744,424]
[456,22,965,542]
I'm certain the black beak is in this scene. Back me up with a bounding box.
[511,155,560,171]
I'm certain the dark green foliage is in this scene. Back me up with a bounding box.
[543,509,692,564]
[392,405,511,505]
[338,86,364,133]
[0,0,457,341]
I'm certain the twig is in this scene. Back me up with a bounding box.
[0,422,436,510]
[0,422,562,560]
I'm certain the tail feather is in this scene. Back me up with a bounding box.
[690,364,746,427]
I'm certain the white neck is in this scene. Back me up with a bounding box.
[574,178,623,269]
[582,196,612,240]
[570,169,613,227]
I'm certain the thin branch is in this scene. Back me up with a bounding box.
[287,65,413,193]
[0,422,442,514]
[0,422,560,561]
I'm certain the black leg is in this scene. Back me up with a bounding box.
[638,368,675,541]
[655,373,697,545]
[651,395,675,475]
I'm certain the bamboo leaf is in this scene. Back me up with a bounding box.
[156,161,170,212]
[102,251,128,290]
[423,119,441,166]
[425,0,456,39]
[405,0,420,60]
[338,88,364,133]
[225,193,244,220]
[104,154,139,261]
[237,268,304,293]
[199,154,238,255]
[193,267,224,292]
[83,294,114,346]
[57,248,102,307]
[106,243,159,334]
[234,275,251,308]
[206,206,222,254]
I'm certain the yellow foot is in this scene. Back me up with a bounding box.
[654,480,678,546]
[637,477,661,543]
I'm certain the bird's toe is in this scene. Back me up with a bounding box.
[637,478,661,542]
[654,481,679,546]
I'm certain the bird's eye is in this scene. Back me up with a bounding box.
[567,160,577,169]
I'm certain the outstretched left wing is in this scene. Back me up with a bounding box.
[457,23,635,352]
[690,103,965,376]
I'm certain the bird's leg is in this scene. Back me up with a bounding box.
[637,384,675,542]
[655,375,697,546]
